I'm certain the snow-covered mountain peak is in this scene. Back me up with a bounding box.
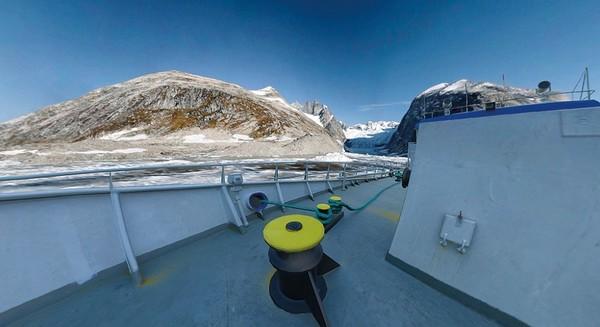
[439,79,469,94]
[344,121,399,139]
[119,71,247,92]
[292,101,346,142]
[347,121,399,132]
[417,83,449,97]
[251,86,280,97]
[387,80,570,154]
[415,79,561,99]
[417,79,481,97]
[249,85,296,110]
[343,120,399,155]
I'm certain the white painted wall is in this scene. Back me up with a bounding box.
[388,106,600,326]
[120,188,230,255]
[0,195,123,313]
[0,179,342,314]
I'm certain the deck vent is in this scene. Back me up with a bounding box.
[537,80,551,94]
[247,192,268,212]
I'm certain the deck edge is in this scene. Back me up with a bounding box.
[0,222,232,326]
[385,253,527,327]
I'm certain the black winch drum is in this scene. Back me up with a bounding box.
[263,215,340,327]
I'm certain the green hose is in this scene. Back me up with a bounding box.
[261,181,400,213]
[341,182,400,212]
[261,200,314,212]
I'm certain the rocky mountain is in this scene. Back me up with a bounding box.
[344,121,399,155]
[292,101,346,143]
[0,71,342,150]
[385,80,568,154]
[0,71,351,165]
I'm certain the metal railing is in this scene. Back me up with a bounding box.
[420,90,596,119]
[0,158,404,287]
[0,159,404,200]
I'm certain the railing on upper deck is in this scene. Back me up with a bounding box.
[420,89,596,119]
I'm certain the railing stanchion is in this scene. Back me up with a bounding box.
[341,163,347,190]
[275,164,285,212]
[221,185,246,229]
[325,163,333,193]
[304,163,314,201]
[109,172,142,286]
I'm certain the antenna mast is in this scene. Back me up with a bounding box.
[585,67,591,100]
[465,82,468,110]
[572,67,592,100]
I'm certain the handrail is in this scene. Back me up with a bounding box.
[0,159,401,183]
[0,159,403,197]
[0,171,391,201]
[420,92,596,119]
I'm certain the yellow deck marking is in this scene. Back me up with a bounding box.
[368,207,401,222]
[141,265,176,287]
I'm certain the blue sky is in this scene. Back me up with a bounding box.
[1,0,599,124]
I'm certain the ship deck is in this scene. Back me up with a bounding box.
[7,179,497,326]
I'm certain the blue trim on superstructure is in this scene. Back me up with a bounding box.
[419,100,600,124]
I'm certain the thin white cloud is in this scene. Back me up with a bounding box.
[358,100,411,112]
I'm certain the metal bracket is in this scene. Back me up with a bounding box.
[457,240,468,254]
[221,185,246,228]
[439,212,476,255]
[440,232,448,247]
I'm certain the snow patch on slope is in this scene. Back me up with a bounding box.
[302,112,324,127]
[100,128,148,141]
[232,134,253,141]
[182,134,217,144]
[181,133,256,144]
[418,83,449,97]
[440,79,469,94]
[1,149,30,156]
[250,86,295,110]
[250,86,278,97]
[66,148,146,154]
[0,160,22,168]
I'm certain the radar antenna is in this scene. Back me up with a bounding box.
[572,67,592,100]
